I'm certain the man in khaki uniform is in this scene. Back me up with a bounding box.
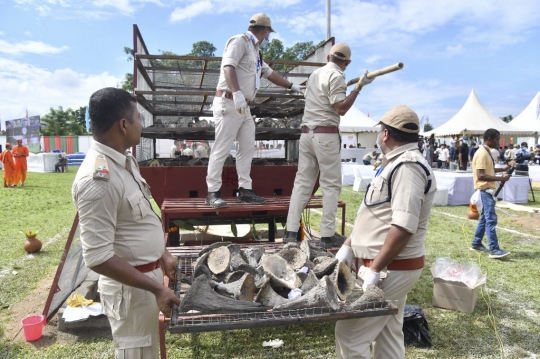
[334,105,436,358]
[72,88,180,359]
[283,43,374,248]
[206,13,301,208]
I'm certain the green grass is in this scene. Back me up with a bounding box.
[1,170,539,358]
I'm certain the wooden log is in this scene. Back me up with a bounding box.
[178,275,263,314]
[199,241,232,257]
[193,252,210,277]
[208,246,231,274]
[347,284,387,311]
[261,254,301,289]
[225,270,247,284]
[228,244,256,276]
[300,270,319,293]
[215,273,256,301]
[277,247,307,270]
[254,279,287,309]
[253,266,268,289]
[273,276,340,312]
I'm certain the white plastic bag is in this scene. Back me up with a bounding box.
[470,190,483,212]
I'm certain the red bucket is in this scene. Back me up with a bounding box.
[21,315,46,341]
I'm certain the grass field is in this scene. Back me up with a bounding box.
[0,170,539,358]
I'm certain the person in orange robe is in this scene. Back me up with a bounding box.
[12,138,29,187]
[0,142,16,187]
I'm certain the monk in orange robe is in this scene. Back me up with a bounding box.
[12,138,29,187]
[1,142,16,187]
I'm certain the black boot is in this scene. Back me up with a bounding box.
[238,187,266,204]
[283,231,298,243]
[321,234,346,249]
[205,190,228,208]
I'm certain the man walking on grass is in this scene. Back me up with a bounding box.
[470,128,512,259]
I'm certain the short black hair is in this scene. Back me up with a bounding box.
[521,142,528,147]
[483,128,500,141]
[89,87,136,136]
[381,123,419,144]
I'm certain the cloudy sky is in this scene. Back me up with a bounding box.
[1,0,539,130]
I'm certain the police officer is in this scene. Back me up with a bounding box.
[514,141,530,172]
[334,105,436,358]
[206,13,301,208]
[283,43,374,248]
[72,88,180,358]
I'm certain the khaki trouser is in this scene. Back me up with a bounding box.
[98,268,163,359]
[207,97,254,192]
[286,131,341,237]
[335,267,423,359]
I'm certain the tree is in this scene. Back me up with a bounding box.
[122,73,134,93]
[262,39,320,72]
[40,106,88,136]
[501,115,513,123]
[423,123,434,132]
[189,41,216,57]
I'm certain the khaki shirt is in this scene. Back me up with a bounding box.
[217,32,273,102]
[72,141,164,268]
[351,143,436,260]
[301,62,347,129]
[472,145,496,190]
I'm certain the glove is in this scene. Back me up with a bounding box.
[356,70,374,90]
[335,244,353,266]
[361,268,380,292]
[232,91,248,114]
[288,84,303,94]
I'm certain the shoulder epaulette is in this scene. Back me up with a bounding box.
[93,154,110,181]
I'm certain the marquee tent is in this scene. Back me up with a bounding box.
[426,89,535,137]
[509,91,540,131]
[339,106,379,132]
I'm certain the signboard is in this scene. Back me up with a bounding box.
[5,115,41,152]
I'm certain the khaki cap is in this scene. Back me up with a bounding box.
[329,43,351,61]
[249,13,275,32]
[377,105,420,134]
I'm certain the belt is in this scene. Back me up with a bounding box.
[362,256,424,271]
[134,260,160,273]
[215,90,234,100]
[301,126,339,133]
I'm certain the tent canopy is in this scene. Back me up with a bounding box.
[427,89,536,137]
[509,91,540,131]
[339,106,379,132]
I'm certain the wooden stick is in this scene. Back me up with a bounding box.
[346,62,404,86]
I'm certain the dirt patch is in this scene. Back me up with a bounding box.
[1,270,111,347]
[507,215,540,232]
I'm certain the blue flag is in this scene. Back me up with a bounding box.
[85,106,90,132]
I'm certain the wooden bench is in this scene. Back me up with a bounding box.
[161,195,346,242]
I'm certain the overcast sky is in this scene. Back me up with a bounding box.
[1,0,539,130]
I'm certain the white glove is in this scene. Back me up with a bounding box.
[288,84,303,94]
[335,245,353,266]
[361,268,380,292]
[357,70,374,88]
[232,91,248,114]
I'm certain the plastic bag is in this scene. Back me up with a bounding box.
[470,190,483,212]
[403,304,432,347]
[431,257,483,288]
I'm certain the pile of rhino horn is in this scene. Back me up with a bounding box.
[179,241,384,315]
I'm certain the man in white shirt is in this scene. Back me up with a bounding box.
[436,144,449,169]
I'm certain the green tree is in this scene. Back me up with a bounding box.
[500,115,513,123]
[262,39,320,72]
[40,106,88,136]
[423,123,434,132]
[122,73,134,93]
[189,41,216,57]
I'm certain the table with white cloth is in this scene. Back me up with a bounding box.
[433,170,530,205]
[27,153,59,173]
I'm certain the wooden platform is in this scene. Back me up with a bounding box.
[161,195,346,241]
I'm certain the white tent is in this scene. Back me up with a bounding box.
[339,106,379,132]
[509,91,540,131]
[427,89,535,137]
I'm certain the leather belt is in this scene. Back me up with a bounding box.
[215,90,234,100]
[301,126,339,133]
[362,256,424,271]
[134,260,160,273]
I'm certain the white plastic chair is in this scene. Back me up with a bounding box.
[352,167,372,192]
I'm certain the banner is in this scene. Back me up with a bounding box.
[5,115,41,152]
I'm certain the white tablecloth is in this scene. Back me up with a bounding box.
[342,164,530,205]
[27,153,59,173]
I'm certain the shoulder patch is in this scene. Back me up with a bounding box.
[93,154,110,181]
[75,177,108,202]
[400,150,418,162]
